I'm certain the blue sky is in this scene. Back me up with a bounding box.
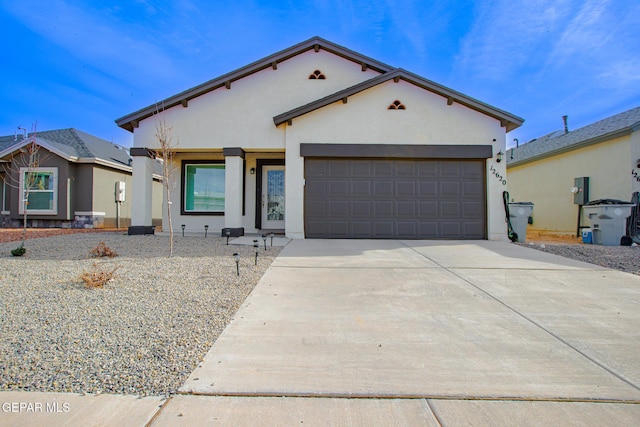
[1,0,639,148]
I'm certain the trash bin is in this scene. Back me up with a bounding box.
[508,202,534,243]
[582,200,634,246]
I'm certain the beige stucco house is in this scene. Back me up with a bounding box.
[116,37,523,239]
[506,106,640,236]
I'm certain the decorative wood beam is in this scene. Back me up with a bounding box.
[271,61,277,70]
[361,63,367,72]
[131,120,139,129]
[287,119,293,126]
[225,81,231,90]
[393,76,400,83]
[500,119,508,128]
[342,97,348,104]
[447,97,454,106]
[313,44,320,52]
[181,99,188,108]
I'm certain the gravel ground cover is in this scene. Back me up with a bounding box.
[528,243,640,275]
[0,232,281,397]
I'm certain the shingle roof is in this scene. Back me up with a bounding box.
[0,128,132,168]
[507,106,640,167]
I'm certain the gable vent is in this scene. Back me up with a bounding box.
[308,70,326,80]
[388,100,406,110]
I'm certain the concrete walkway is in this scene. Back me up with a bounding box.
[2,240,640,426]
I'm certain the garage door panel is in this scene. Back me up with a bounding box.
[441,201,461,217]
[305,158,485,239]
[374,162,394,176]
[396,161,417,176]
[352,201,372,216]
[441,222,462,237]
[329,201,349,216]
[397,201,416,217]
[328,161,350,177]
[397,221,417,237]
[440,181,461,197]
[373,222,394,238]
[396,181,416,197]
[374,181,393,196]
[419,201,438,218]
[351,221,372,237]
[330,181,349,197]
[440,162,461,177]
[419,181,438,197]
[352,181,371,197]
[351,161,372,176]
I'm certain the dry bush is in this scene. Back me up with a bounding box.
[79,262,120,288]
[89,241,118,258]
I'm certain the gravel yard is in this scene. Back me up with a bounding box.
[522,242,640,276]
[0,231,281,397]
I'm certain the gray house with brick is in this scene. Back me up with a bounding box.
[0,128,163,229]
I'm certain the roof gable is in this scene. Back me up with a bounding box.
[115,36,394,132]
[507,106,640,166]
[274,68,524,132]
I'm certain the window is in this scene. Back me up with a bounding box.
[182,162,225,214]
[19,167,58,215]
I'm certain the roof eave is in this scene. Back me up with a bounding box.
[507,127,634,168]
[115,36,394,132]
[274,69,524,131]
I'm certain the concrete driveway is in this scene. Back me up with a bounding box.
[157,240,640,426]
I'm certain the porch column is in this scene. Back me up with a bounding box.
[223,147,244,236]
[129,148,155,235]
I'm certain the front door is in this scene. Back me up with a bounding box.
[261,165,285,230]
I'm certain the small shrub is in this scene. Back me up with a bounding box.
[11,246,26,257]
[79,262,119,288]
[89,241,118,258]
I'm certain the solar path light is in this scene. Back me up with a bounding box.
[253,239,259,265]
[233,253,240,276]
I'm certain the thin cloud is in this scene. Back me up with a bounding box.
[3,0,180,89]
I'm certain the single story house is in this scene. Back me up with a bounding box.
[0,128,163,228]
[116,37,523,239]
[506,106,640,235]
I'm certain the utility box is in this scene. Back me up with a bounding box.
[572,177,589,205]
[115,181,126,202]
[508,202,534,243]
[583,201,633,245]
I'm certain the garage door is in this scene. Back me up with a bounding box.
[304,159,486,239]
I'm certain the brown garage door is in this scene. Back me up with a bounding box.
[305,159,486,239]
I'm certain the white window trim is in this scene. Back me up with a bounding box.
[19,167,58,215]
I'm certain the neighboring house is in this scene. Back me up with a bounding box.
[506,106,640,235]
[0,128,163,229]
[116,37,523,239]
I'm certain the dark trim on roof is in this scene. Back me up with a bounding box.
[300,143,493,159]
[130,147,156,158]
[274,69,524,132]
[115,37,394,132]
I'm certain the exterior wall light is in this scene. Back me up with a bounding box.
[496,151,503,163]
[250,167,256,175]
